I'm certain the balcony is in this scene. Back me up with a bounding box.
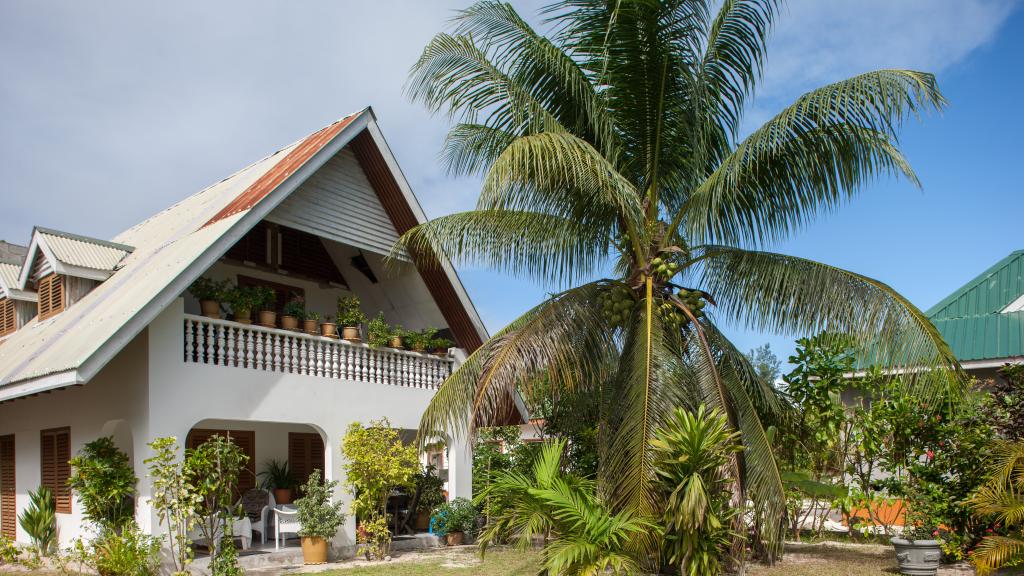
[183,314,454,389]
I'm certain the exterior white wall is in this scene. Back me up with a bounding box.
[0,330,149,547]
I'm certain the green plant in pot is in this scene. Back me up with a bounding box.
[258,459,295,505]
[891,495,943,576]
[389,325,405,349]
[407,328,437,353]
[189,277,231,319]
[295,469,345,565]
[281,298,306,331]
[366,313,391,348]
[336,296,366,342]
[225,285,265,324]
[432,497,476,546]
[253,285,277,327]
[304,311,321,335]
[320,315,337,338]
[429,337,454,356]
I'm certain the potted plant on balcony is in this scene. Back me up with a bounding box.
[320,315,337,338]
[407,328,436,353]
[189,277,230,319]
[295,469,345,565]
[282,298,305,331]
[258,459,295,505]
[255,286,277,327]
[336,296,366,342]
[389,325,405,349]
[430,337,454,356]
[304,311,321,335]
[225,285,262,324]
[366,313,390,348]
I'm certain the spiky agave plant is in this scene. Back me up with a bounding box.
[398,0,961,560]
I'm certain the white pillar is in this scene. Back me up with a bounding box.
[447,430,473,501]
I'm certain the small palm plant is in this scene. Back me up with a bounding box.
[652,406,744,576]
[19,486,57,556]
[969,440,1024,574]
[476,440,656,575]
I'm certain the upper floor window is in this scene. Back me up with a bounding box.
[0,299,14,336]
[37,274,64,320]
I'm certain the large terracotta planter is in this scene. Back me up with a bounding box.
[259,310,277,327]
[321,323,338,338]
[234,308,252,324]
[274,488,293,505]
[281,315,299,331]
[200,300,221,319]
[303,319,319,334]
[301,536,328,565]
[342,326,360,342]
[891,538,941,576]
[445,531,465,546]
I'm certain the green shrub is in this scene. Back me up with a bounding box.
[68,436,137,532]
[367,313,391,348]
[282,298,306,319]
[188,277,231,301]
[432,497,477,537]
[0,534,18,564]
[92,522,161,576]
[225,285,267,316]
[357,515,391,560]
[341,419,418,520]
[295,469,346,540]
[336,296,366,327]
[19,486,57,556]
[415,467,446,514]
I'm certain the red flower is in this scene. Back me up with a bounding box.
[932,530,939,536]
[926,450,935,459]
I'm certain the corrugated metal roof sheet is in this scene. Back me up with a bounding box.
[37,229,132,272]
[0,263,19,291]
[927,250,1024,362]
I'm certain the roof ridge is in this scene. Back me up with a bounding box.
[926,249,1024,318]
[34,227,135,253]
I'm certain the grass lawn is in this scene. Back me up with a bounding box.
[747,542,899,576]
[312,548,541,575]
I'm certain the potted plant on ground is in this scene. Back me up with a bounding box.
[304,311,321,335]
[294,469,345,565]
[258,459,295,505]
[254,286,277,327]
[336,296,366,342]
[891,503,943,576]
[225,285,263,324]
[366,313,390,348]
[189,278,230,319]
[389,325,405,349]
[282,298,305,331]
[429,337,454,356]
[320,315,337,338]
[432,497,476,546]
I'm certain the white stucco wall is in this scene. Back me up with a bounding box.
[0,330,149,547]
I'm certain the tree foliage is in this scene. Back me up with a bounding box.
[341,419,419,521]
[68,436,137,533]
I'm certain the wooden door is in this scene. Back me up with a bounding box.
[0,435,14,539]
[288,432,325,491]
[186,429,257,494]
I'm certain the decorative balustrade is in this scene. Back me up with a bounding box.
[183,314,453,389]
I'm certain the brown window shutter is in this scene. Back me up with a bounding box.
[288,432,325,491]
[0,435,15,539]
[37,274,65,321]
[0,299,15,336]
[187,429,257,496]
[40,427,71,514]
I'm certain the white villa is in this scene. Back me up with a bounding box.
[0,109,521,557]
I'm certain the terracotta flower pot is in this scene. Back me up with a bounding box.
[281,315,299,330]
[342,326,360,341]
[200,300,221,319]
[300,536,329,565]
[445,531,465,546]
[234,308,252,324]
[274,488,293,505]
[303,319,319,334]
[321,323,338,338]
[390,336,404,349]
[259,310,277,327]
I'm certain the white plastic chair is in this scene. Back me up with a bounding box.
[273,506,300,549]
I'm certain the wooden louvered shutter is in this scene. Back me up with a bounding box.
[0,435,14,539]
[40,428,71,513]
[37,274,65,320]
[288,432,325,492]
[187,429,256,496]
[0,299,15,336]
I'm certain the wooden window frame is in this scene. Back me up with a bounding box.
[0,434,14,539]
[37,274,65,320]
[40,427,71,514]
[0,298,15,337]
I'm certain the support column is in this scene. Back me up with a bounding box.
[447,430,473,501]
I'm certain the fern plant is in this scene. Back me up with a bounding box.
[19,486,57,556]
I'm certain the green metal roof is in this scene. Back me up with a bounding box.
[927,250,1024,362]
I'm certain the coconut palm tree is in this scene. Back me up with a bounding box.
[399,0,960,558]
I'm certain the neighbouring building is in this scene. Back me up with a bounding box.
[0,108,523,555]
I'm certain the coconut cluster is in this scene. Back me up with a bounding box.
[650,256,681,281]
[598,284,636,327]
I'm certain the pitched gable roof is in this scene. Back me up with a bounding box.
[927,250,1024,363]
[0,109,488,400]
[17,228,133,286]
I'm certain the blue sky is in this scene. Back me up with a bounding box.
[1,0,1020,368]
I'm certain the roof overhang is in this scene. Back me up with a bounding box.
[0,369,81,403]
[960,357,1024,370]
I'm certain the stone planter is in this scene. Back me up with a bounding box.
[891,538,941,576]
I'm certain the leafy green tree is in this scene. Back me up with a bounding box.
[68,436,137,533]
[746,344,781,385]
[145,437,199,575]
[184,435,247,576]
[341,419,419,520]
[652,406,743,576]
[402,0,959,559]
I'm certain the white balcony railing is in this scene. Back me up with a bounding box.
[183,314,454,389]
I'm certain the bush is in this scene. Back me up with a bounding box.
[295,469,346,541]
[367,313,391,348]
[357,515,391,560]
[336,296,366,327]
[19,486,56,556]
[0,535,18,564]
[68,436,137,532]
[415,467,446,514]
[92,522,161,576]
[341,419,418,520]
[225,285,268,315]
[282,298,306,319]
[188,277,231,301]
[432,497,477,538]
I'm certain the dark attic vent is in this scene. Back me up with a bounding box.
[351,253,378,284]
